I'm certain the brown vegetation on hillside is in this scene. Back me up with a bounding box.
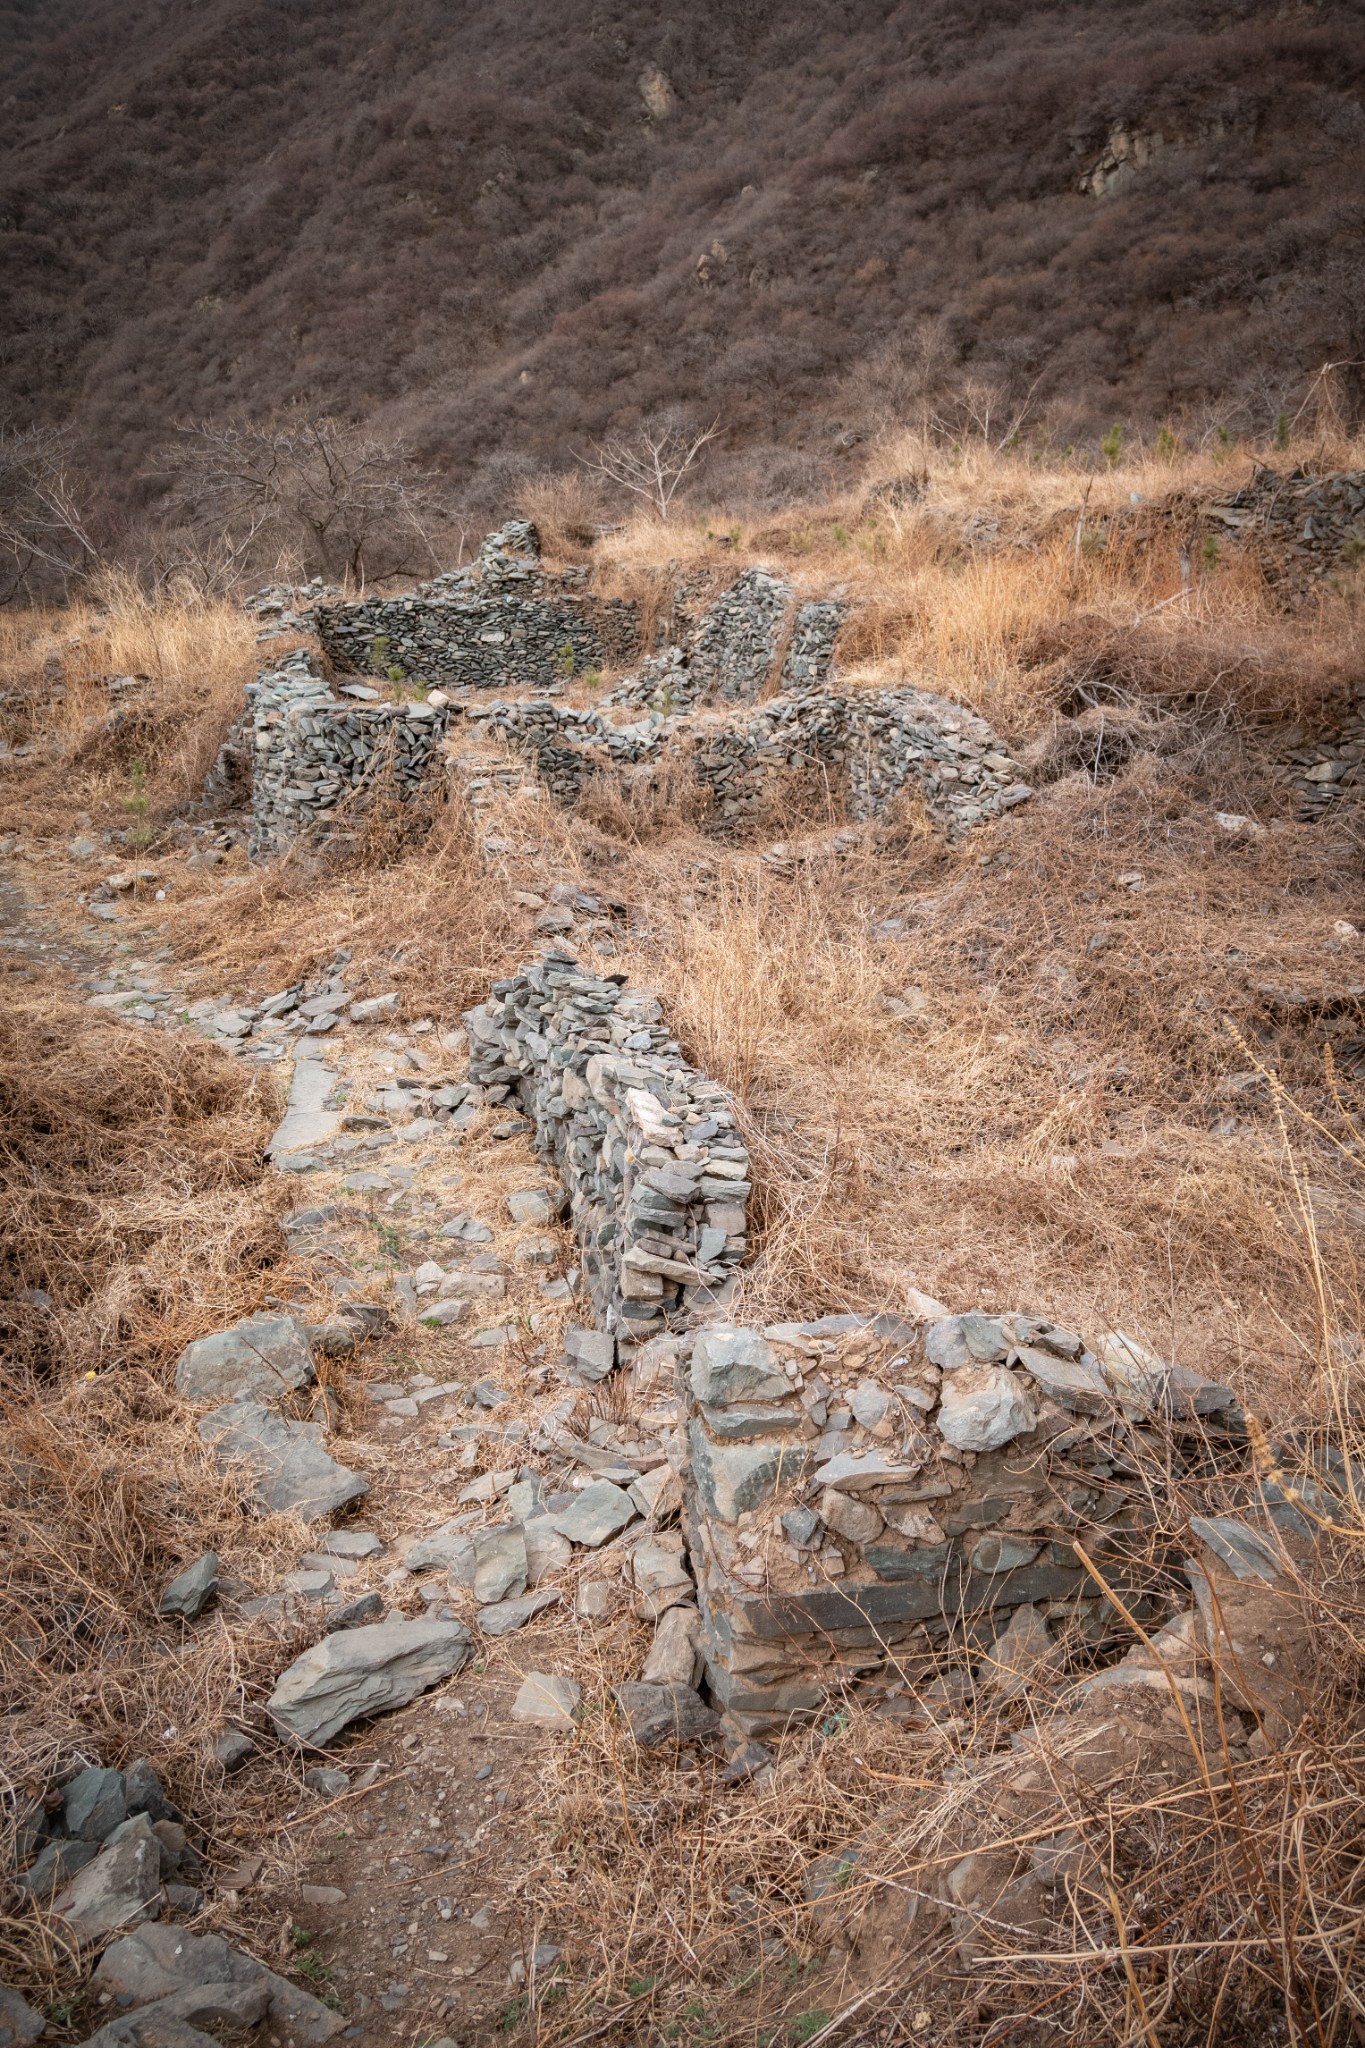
[2,0,1365,533]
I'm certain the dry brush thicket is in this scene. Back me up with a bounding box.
[1,445,1364,2044]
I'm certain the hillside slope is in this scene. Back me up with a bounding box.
[3,0,1363,503]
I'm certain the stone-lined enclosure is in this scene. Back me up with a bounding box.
[240,523,1032,855]
[465,951,1247,1734]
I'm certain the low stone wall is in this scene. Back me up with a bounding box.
[247,652,452,858]
[606,575,846,711]
[671,1314,1242,1733]
[463,953,751,1358]
[1207,466,1365,600]
[463,959,1243,1734]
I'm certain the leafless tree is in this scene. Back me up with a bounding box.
[584,415,724,522]
[151,412,447,586]
[0,426,103,603]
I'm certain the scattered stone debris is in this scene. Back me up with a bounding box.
[267,1617,471,1747]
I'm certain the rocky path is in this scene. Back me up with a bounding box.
[0,842,751,2047]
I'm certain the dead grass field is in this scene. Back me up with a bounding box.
[2,435,1364,2045]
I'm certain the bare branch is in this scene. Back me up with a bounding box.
[581,417,724,522]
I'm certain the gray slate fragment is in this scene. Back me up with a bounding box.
[318,1529,384,1558]
[1190,1514,1286,1582]
[160,1553,220,1619]
[1011,1344,1109,1415]
[174,1315,315,1405]
[267,1617,471,1746]
[198,1399,368,1520]
[689,1326,789,1406]
[510,1672,580,1727]
[54,1826,161,1937]
[0,1988,44,2046]
[18,1836,100,1896]
[476,1587,561,1635]
[123,1761,177,1823]
[550,1481,637,1547]
[212,1730,255,1773]
[64,1765,128,1841]
[473,1523,529,1604]
[90,1923,343,2045]
[612,1681,719,1746]
[936,1368,1037,1452]
[563,1325,616,1380]
[326,1591,385,1631]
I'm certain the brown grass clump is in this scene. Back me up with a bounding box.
[0,573,260,838]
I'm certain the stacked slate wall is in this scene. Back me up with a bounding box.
[314,589,642,692]
[1206,466,1365,600]
[465,962,1244,1735]
[463,954,751,1354]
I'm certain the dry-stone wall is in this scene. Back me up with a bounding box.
[248,650,452,857]
[673,1315,1243,1733]
[464,957,1244,1732]
[687,566,793,701]
[464,953,750,1359]
[780,597,848,694]
[1206,466,1365,600]
[314,521,641,691]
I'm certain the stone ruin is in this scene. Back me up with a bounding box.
[232,521,1033,857]
[462,952,1248,1736]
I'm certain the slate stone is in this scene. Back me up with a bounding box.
[924,1317,973,1370]
[688,1420,806,1522]
[782,1507,823,1549]
[477,1587,560,1635]
[612,1681,719,1746]
[0,1988,44,2046]
[936,1368,1037,1452]
[55,1826,161,1937]
[563,1326,616,1380]
[551,1480,637,1546]
[160,1553,219,1619]
[507,1187,562,1226]
[198,1400,368,1520]
[820,1488,883,1543]
[523,1515,572,1585]
[64,1765,128,1841]
[689,1326,789,1406]
[175,1315,315,1405]
[699,1400,803,1440]
[90,1924,343,2045]
[18,1836,100,1896]
[473,1523,528,1603]
[318,1529,384,1559]
[123,1761,178,1824]
[511,1672,581,1728]
[641,1604,701,1686]
[1189,1514,1286,1582]
[212,1730,255,1773]
[326,1591,385,1631]
[1011,1344,1108,1416]
[848,1381,892,1428]
[267,1618,471,1747]
[865,1540,954,1582]
[813,1448,917,1492]
[968,1534,1041,1573]
[304,1767,349,1798]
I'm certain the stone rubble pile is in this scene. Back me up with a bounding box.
[1277,694,1365,821]
[314,520,641,691]
[464,952,749,1358]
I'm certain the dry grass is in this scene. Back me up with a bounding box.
[0,571,261,838]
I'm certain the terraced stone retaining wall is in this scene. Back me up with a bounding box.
[463,954,750,1357]
[1206,466,1365,600]
[315,588,642,693]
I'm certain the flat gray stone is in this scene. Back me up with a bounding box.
[640,1605,701,1686]
[507,1187,562,1226]
[326,1591,385,1631]
[510,1672,581,1728]
[175,1316,315,1405]
[699,1401,803,1440]
[1011,1344,1109,1415]
[936,1368,1036,1452]
[318,1529,383,1559]
[64,1765,128,1841]
[477,1587,560,1635]
[18,1836,100,1896]
[849,1380,892,1428]
[198,1400,368,1520]
[0,1988,44,2045]
[55,1827,161,1938]
[612,1681,719,1747]
[267,1052,344,1159]
[473,1523,528,1604]
[689,1420,804,1522]
[550,1481,637,1547]
[349,992,399,1022]
[160,1552,219,1619]
[90,1923,342,2045]
[212,1729,255,1772]
[405,1518,478,1572]
[812,1448,916,1492]
[689,1325,789,1406]
[1190,1514,1286,1582]
[523,1515,572,1585]
[267,1618,470,1747]
[563,1325,616,1380]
